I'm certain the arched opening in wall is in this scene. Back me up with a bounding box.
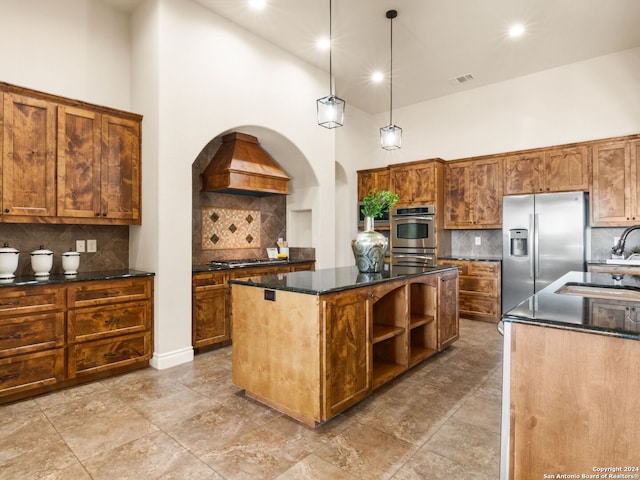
[335,161,353,267]
[191,125,318,265]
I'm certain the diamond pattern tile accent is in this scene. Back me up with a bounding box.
[201,207,261,250]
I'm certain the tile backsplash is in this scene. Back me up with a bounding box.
[1,224,129,276]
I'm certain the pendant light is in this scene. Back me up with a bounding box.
[317,0,345,128]
[380,9,401,150]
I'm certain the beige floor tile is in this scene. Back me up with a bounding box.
[391,447,496,479]
[199,425,311,480]
[83,430,223,480]
[314,422,418,479]
[452,392,502,435]
[276,453,358,479]
[262,412,353,452]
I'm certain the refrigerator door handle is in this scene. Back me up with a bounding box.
[534,213,540,276]
[529,214,535,278]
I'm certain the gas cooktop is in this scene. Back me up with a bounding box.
[208,258,289,269]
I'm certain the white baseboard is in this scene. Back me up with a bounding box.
[149,346,194,370]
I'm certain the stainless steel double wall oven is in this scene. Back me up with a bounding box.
[390,205,436,269]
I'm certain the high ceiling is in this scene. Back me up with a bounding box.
[103,0,640,114]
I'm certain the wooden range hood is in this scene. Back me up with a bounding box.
[201,132,289,196]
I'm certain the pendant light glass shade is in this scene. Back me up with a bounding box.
[317,94,345,128]
[380,124,402,150]
[381,9,401,150]
[317,0,345,128]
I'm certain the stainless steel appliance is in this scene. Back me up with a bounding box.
[502,191,587,313]
[358,202,390,227]
[390,205,436,269]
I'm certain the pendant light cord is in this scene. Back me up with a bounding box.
[388,10,395,125]
[329,0,333,95]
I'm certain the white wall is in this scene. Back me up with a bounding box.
[0,0,131,109]
[368,47,640,164]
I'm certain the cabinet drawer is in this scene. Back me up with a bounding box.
[68,277,152,307]
[459,292,499,316]
[68,301,150,343]
[0,312,65,358]
[68,332,151,378]
[438,261,466,274]
[0,349,65,397]
[193,272,228,290]
[459,277,498,295]
[467,261,500,276]
[0,285,65,317]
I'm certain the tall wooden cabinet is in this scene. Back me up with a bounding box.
[357,167,389,201]
[2,93,57,217]
[389,159,444,207]
[0,82,142,225]
[444,157,503,228]
[591,139,640,226]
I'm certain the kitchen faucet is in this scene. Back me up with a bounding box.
[611,225,640,256]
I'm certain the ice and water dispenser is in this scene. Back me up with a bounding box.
[508,229,528,257]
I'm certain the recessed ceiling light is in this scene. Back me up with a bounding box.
[316,36,330,51]
[371,71,384,83]
[249,0,266,10]
[508,23,525,38]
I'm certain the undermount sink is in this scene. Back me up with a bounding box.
[555,283,640,301]
[605,258,640,265]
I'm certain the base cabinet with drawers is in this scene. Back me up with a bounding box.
[0,274,154,404]
[438,259,501,322]
[192,262,315,351]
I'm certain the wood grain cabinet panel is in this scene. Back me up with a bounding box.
[2,93,56,217]
[389,161,440,207]
[591,139,640,226]
[503,152,544,195]
[357,167,389,201]
[445,158,502,228]
[0,349,65,397]
[0,312,65,358]
[0,82,142,225]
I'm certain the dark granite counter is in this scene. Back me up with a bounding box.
[0,269,155,288]
[192,258,315,273]
[228,265,457,296]
[502,271,640,339]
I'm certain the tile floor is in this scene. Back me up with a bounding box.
[0,319,503,479]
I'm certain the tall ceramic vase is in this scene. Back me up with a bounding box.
[352,216,388,273]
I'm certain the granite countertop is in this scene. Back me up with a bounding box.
[502,271,640,339]
[192,258,315,273]
[0,269,155,288]
[228,265,457,296]
[438,256,502,262]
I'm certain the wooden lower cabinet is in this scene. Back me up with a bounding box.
[232,269,459,426]
[438,260,501,322]
[192,262,315,351]
[502,322,640,478]
[0,275,153,404]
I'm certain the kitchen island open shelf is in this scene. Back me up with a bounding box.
[229,265,459,427]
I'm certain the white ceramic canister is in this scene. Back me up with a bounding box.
[0,242,20,279]
[30,245,54,277]
[62,250,80,275]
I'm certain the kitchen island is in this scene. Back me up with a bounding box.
[229,265,459,427]
[500,271,640,479]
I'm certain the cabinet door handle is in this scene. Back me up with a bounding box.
[0,301,20,306]
[0,334,21,341]
[4,208,9,213]
[103,290,121,296]
[104,352,119,358]
[0,373,20,382]
[104,317,121,325]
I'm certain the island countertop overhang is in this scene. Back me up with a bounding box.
[228,265,459,296]
[502,270,640,340]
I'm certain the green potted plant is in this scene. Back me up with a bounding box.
[360,189,400,225]
[352,189,399,273]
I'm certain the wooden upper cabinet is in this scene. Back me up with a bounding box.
[504,146,589,195]
[543,145,589,192]
[0,82,142,225]
[2,93,56,216]
[57,106,102,218]
[445,158,502,228]
[591,139,640,226]
[357,167,389,201]
[390,161,438,207]
[503,152,544,195]
[100,114,141,223]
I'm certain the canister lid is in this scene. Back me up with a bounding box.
[0,242,19,254]
[31,245,53,256]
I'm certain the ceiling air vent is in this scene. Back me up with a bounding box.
[449,73,475,85]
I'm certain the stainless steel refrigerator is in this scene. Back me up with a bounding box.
[502,191,587,313]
